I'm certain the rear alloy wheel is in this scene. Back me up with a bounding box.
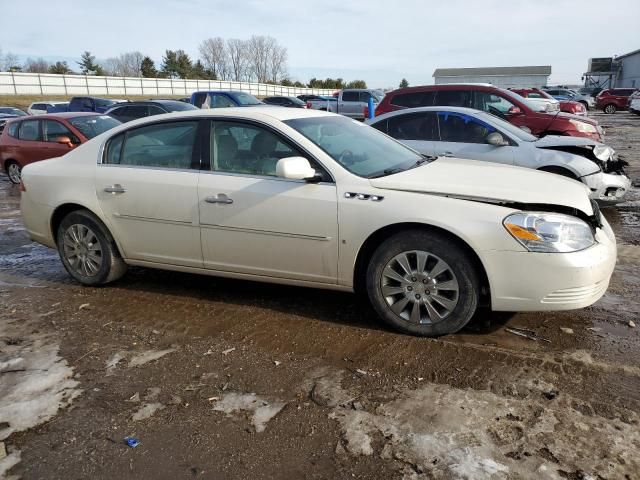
[604,104,617,114]
[57,210,127,286]
[6,161,21,184]
[367,230,480,336]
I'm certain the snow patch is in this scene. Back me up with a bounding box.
[128,348,176,367]
[212,392,285,433]
[131,403,165,422]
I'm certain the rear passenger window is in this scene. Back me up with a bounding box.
[148,106,166,116]
[391,92,435,108]
[7,121,19,138]
[341,91,359,102]
[105,134,124,164]
[193,93,207,108]
[386,112,438,141]
[105,121,198,169]
[19,120,41,141]
[43,120,78,143]
[433,90,472,107]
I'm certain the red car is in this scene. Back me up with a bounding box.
[374,84,603,142]
[596,88,638,114]
[510,88,586,116]
[1,112,120,184]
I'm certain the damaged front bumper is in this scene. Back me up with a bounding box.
[582,170,632,205]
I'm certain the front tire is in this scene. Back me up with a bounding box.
[604,104,617,114]
[366,230,479,336]
[56,210,127,286]
[5,161,21,184]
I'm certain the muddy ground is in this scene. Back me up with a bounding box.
[1,111,639,480]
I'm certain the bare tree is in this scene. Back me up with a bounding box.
[226,38,249,82]
[199,37,229,80]
[247,35,274,83]
[24,58,51,73]
[101,51,144,77]
[269,44,288,83]
[3,52,20,72]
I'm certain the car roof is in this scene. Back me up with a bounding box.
[20,112,105,120]
[368,106,486,122]
[109,100,184,107]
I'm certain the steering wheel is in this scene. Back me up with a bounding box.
[488,106,507,119]
[338,149,354,165]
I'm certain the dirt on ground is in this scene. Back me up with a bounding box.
[0,111,639,480]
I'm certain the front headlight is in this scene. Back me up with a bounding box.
[569,119,597,133]
[503,212,595,253]
[593,145,615,161]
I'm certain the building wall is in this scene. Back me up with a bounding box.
[617,52,640,88]
[0,72,336,97]
[434,74,549,88]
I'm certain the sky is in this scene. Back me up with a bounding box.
[1,0,639,89]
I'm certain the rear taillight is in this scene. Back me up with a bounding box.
[306,102,312,109]
[19,180,26,192]
[363,106,369,118]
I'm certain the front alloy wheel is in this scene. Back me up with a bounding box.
[604,104,616,114]
[367,230,480,336]
[6,162,21,184]
[381,251,459,324]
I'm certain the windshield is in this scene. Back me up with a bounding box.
[164,102,198,112]
[231,92,263,106]
[476,111,538,142]
[69,115,121,139]
[285,116,424,178]
[0,107,26,116]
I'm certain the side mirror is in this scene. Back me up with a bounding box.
[507,106,522,115]
[276,157,317,181]
[56,136,74,148]
[486,132,509,147]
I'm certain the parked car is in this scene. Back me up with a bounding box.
[20,108,616,337]
[297,94,332,103]
[0,107,28,117]
[367,107,630,205]
[105,100,197,123]
[374,84,604,142]
[629,92,640,114]
[190,91,264,109]
[542,88,595,110]
[262,96,307,108]
[511,88,586,116]
[0,114,19,134]
[578,86,602,98]
[306,89,383,120]
[47,97,124,114]
[1,113,120,184]
[28,101,69,115]
[596,88,637,114]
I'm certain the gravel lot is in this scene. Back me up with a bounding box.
[1,111,639,479]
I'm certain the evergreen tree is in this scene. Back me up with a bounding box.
[78,51,99,74]
[399,78,409,88]
[140,56,157,78]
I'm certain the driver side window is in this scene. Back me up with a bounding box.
[437,112,495,144]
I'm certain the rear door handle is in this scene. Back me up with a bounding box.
[205,194,233,204]
[104,184,126,194]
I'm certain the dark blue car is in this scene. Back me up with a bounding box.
[48,96,122,114]
[190,91,264,109]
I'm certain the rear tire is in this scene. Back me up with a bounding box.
[56,210,127,286]
[604,104,616,114]
[366,230,479,336]
[5,161,21,184]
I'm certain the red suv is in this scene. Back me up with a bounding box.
[596,88,637,114]
[1,112,120,184]
[374,84,603,142]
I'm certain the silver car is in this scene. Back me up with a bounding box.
[367,106,630,205]
[543,88,595,110]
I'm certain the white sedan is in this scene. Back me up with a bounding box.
[367,106,631,205]
[20,108,616,336]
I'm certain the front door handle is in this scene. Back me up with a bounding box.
[104,184,126,194]
[439,151,454,157]
[205,194,233,205]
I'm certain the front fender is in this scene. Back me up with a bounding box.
[533,149,600,177]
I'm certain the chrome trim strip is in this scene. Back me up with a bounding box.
[200,223,331,241]
[198,169,335,185]
[114,214,195,226]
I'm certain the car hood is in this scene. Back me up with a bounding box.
[369,157,594,217]
[554,111,598,126]
[534,135,599,148]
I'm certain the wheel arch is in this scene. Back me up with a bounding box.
[50,203,123,258]
[352,222,491,306]
[537,165,580,180]
[3,158,19,171]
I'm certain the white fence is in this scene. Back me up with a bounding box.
[0,72,336,97]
